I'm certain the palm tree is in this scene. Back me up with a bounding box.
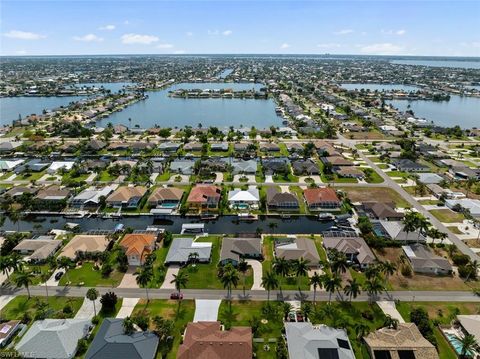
[363,277,384,304]
[459,334,476,358]
[309,272,322,304]
[86,288,99,317]
[40,272,51,302]
[354,322,370,339]
[323,273,342,304]
[135,267,153,302]
[384,315,399,329]
[123,316,135,335]
[237,259,249,297]
[220,264,239,300]
[465,260,479,281]
[331,251,348,275]
[57,257,72,284]
[171,271,189,296]
[380,261,396,290]
[344,278,361,302]
[273,257,290,298]
[416,215,430,243]
[294,257,310,290]
[403,210,419,242]
[13,270,34,298]
[261,271,278,302]
[0,256,11,279]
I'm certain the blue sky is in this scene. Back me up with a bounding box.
[1,0,479,56]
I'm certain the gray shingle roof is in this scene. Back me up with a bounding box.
[165,238,212,264]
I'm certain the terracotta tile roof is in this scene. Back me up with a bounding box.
[303,188,340,205]
[120,233,156,261]
[178,322,252,359]
[106,186,147,203]
[187,185,221,204]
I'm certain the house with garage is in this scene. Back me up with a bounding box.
[170,159,196,175]
[292,159,319,175]
[402,244,452,275]
[186,184,221,212]
[106,186,147,208]
[70,185,115,208]
[223,158,258,174]
[323,235,376,269]
[147,187,184,208]
[303,187,342,211]
[164,237,212,265]
[219,237,262,266]
[391,159,429,172]
[120,233,157,266]
[13,237,62,263]
[59,234,112,260]
[228,187,260,210]
[266,187,299,212]
[274,237,320,264]
[358,202,404,221]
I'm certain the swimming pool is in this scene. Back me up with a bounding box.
[445,333,472,356]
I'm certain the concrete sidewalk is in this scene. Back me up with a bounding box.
[193,299,221,322]
[75,297,101,319]
[116,298,139,318]
[247,260,264,291]
[377,301,405,323]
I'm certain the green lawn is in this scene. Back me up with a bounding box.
[289,186,307,214]
[59,262,124,287]
[156,171,171,182]
[96,170,118,182]
[386,170,410,178]
[430,209,465,223]
[363,169,384,183]
[132,299,195,359]
[0,295,83,321]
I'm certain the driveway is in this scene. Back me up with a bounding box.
[44,269,64,287]
[160,265,180,289]
[75,297,101,319]
[118,267,139,288]
[193,299,221,322]
[0,295,15,311]
[377,301,405,323]
[265,175,274,183]
[116,298,139,318]
[214,172,223,183]
[247,260,264,291]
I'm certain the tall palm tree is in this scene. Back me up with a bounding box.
[416,216,430,243]
[273,257,290,298]
[135,267,153,302]
[237,259,249,297]
[403,210,419,242]
[380,261,396,290]
[354,322,370,340]
[86,288,99,317]
[261,271,278,302]
[40,272,51,302]
[309,272,322,304]
[331,251,348,275]
[294,257,310,290]
[363,277,384,304]
[323,273,342,304]
[14,270,34,298]
[384,315,399,329]
[220,264,239,300]
[344,278,361,302]
[465,260,479,281]
[0,256,11,280]
[459,334,476,358]
[57,257,73,284]
[171,271,189,296]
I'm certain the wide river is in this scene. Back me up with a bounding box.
[341,83,480,129]
[390,59,480,69]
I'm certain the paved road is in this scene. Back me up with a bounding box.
[1,285,479,303]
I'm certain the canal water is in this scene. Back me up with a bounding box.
[96,82,282,129]
[341,83,420,92]
[2,215,335,235]
[390,59,480,69]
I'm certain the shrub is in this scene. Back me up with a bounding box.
[100,291,118,313]
[401,265,412,277]
[92,315,100,325]
[134,315,149,331]
[101,262,113,278]
[361,310,374,320]
[451,253,469,266]
[63,304,73,315]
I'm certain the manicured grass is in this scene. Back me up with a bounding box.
[430,209,465,223]
[16,171,46,181]
[447,226,463,235]
[419,199,440,205]
[132,299,195,359]
[177,236,254,290]
[396,301,480,326]
[96,170,117,182]
[363,169,384,183]
[435,327,458,359]
[386,170,410,178]
[0,295,83,321]
[58,262,124,287]
[338,186,410,208]
[289,186,307,214]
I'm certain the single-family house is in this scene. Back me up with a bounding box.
[323,235,376,269]
[14,159,50,174]
[147,187,184,208]
[334,166,366,179]
[262,157,290,175]
[445,199,480,218]
[47,161,75,174]
[70,185,115,208]
[0,141,23,153]
[13,237,62,262]
[291,159,319,175]
[391,159,429,172]
[158,142,180,152]
[359,202,404,221]
[222,158,257,174]
[36,185,71,202]
[5,186,38,198]
[59,235,111,260]
[165,237,212,265]
[0,159,24,171]
[373,220,427,243]
[303,187,341,211]
[266,187,299,212]
[456,315,480,346]
[183,142,203,152]
[186,184,221,212]
[120,233,157,266]
[106,186,147,208]
[210,142,229,152]
[0,320,21,347]
[402,244,452,275]
[417,172,444,184]
[228,187,260,210]
[170,159,196,175]
[260,142,280,152]
[219,237,262,266]
[274,237,320,264]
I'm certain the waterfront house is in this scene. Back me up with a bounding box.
[284,323,355,359]
[323,235,376,269]
[291,159,320,175]
[47,161,75,174]
[13,237,62,262]
[85,139,107,152]
[178,321,252,359]
[70,185,115,208]
[358,202,404,221]
[186,184,221,212]
[5,186,38,198]
[417,172,444,184]
[165,237,212,265]
[120,233,157,266]
[228,187,260,210]
[59,235,111,260]
[219,237,262,266]
[266,187,299,212]
[15,319,92,359]
[373,220,427,242]
[85,318,159,359]
[364,323,439,359]
[210,142,229,152]
[303,187,341,211]
[170,159,196,175]
[147,187,184,208]
[274,237,320,264]
[36,185,71,202]
[456,315,480,346]
[391,159,429,172]
[402,244,452,275]
[106,186,147,208]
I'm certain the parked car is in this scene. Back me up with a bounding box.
[55,271,64,281]
[170,292,183,300]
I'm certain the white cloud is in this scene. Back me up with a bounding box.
[186,32,193,36]
[123,20,130,25]
[208,29,232,36]
[396,29,406,36]
[360,42,405,55]
[99,25,115,31]
[73,34,104,42]
[382,29,406,36]
[174,50,186,54]
[222,30,233,36]
[3,30,45,40]
[334,29,354,35]
[156,43,174,49]
[280,43,290,49]
[121,33,159,45]
[317,43,341,48]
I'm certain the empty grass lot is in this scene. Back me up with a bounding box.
[0,296,83,320]
[430,209,465,223]
[59,262,124,287]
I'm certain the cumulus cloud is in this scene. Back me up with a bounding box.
[121,33,159,45]
[360,42,405,55]
[4,30,45,40]
[222,30,233,36]
[99,25,115,31]
[280,43,290,49]
[73,34,104,42]
[334,29,354,35]
[156,43,174,49]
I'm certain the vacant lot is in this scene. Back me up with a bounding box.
[430,209,465,223]
[338,186,410,207]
